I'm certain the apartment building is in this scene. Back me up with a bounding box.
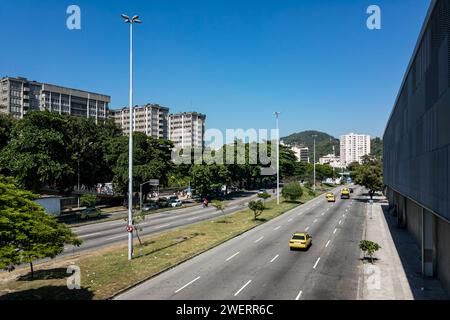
[0,76,110,121]
[110,104,169,139]
[168,112,206,149]
[339,133,371,166]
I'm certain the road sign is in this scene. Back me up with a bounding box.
[149,179,159,186]
[126,225,134,233]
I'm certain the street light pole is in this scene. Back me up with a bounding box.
[312,134,317,192]
[122,14,142,261]
[274,112,281,205]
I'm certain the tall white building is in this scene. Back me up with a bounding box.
[168,112,206,149]
[110,103,169,139]
[340,133,371,166]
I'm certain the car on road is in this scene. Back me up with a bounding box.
[142,202,159,212]
[258,189,267,195]
[326,192,336,202]
[341,188,350,199]
[289,232,312,250]
[169,199,183,207]
[79,208,101,220]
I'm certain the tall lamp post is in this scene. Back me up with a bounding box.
[274,112,281,205]
[312,134,317,192]
[122,14,142,261]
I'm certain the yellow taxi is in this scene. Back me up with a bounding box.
[289,232,312,250]
[326,192,336,202]
[341,188,350,199]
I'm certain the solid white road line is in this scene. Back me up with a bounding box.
[273,226,281,231]
[325,240,331,248]
[175,276,201,293]
[226,252,240,262]
[106,234,126,241]
[254,236,264,243]
[234,280,252,297]
[313,257,321,269]
[79,232,103,238]
[154,223,172,229]
[333,228,337,234]
[270,254,280,263]
[295,290,303,300]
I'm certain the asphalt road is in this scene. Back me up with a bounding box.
[115,186,366,300]
[64,191,261,255]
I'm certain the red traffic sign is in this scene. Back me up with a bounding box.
[126,225,134,233]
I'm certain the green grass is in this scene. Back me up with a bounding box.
[0,186,330,300]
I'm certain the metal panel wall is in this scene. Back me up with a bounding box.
[384,0,450,222]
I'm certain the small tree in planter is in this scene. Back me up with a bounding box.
[359,240,381,264]
[249,200,265,221]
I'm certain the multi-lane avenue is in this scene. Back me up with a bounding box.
[64,191,260,255]
[115,186,367,300]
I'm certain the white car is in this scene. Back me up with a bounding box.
[170,199,183,207]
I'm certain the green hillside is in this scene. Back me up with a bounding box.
[281,130,339,160]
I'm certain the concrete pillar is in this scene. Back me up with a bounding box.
[422,209,436,277]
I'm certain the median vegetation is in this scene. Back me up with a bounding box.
[0,185,330,300]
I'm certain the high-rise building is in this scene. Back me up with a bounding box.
[281,142,310,163]
[168,112,206,149]
[110,104,169,139]
[339,133,371,166]
[0,76,110,121]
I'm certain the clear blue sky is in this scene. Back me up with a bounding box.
[0,0,431,138]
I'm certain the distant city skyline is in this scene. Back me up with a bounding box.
[0,0,431,139]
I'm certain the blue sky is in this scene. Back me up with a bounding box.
[0,0,431,138]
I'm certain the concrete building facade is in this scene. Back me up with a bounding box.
[384,0,450,294]
[0,76,110,121]
[110,104,169,139]
[168,112,206,149]
[340,133,371,167]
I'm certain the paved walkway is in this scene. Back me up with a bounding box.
[358,195,448,300]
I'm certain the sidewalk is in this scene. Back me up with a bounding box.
[358,195,448,300]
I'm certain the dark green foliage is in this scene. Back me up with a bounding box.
[281,182,303,202]
[248,200,265,220]
[80,194,97,208]
[0,175,82,276]
[281,130,339,159]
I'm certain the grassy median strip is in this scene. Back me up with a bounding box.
[0,187,328,300]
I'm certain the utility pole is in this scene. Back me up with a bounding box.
[122,14,142,261]
[274,112,281,205]
[312,134,317,192]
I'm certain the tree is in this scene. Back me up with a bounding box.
[354,158,383,199]
[359,240,381,264]
[80,194,97,208]
[105,132,174,195]
[212,200,226,215]
[0,114,15,150]
[190,165,212,197]
[248,200,265,220]
[281,182,303,202]
[0,176,82,277]
[257,191,271,208]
